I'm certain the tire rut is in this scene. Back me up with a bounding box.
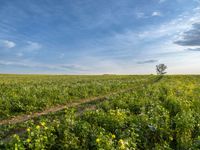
[0,88,133,126]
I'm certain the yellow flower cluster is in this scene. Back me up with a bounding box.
[96,138,100,143]
[112,134,116,139]
[118,139,126,150]
[36,125,40,130]
[27,128,31,132]
[26,138,31,143]
[41,122,46,126]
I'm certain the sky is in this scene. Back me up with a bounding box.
[0,0,200,74]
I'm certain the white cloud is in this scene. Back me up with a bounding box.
[0,40,16,48]
[16,52,23,57]
[135,12,145,18]
[135,11,162,19]
[159,0,167,3]
[137,7,200,41]
[0,60,89,73]
[26,41,42,51]
[80,6,200,73]
[194,0,200,4]
[152,11,162,17]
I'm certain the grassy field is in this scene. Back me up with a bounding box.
[1,75,200,149]
[0,74,148,120]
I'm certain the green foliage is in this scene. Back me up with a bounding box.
[1,75,200,149]
[0,75,147,119]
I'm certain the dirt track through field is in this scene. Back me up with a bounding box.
[0,76,163,126]
[0,88,134,126]
[0,76,164,143]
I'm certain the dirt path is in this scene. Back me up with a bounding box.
[0,88,133,126]
[1,77,161,142]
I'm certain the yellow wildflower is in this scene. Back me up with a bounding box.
[118,139,126,149]
[120,144,126,150]
[13,134,18,138]
[26,138,31,143]
[13,134,20,141]
[96,138,100,143]
[27,128,31,132]
[112,134,116,139]
[36,125,40,129]
[41,122,46,126]
[119,139,124,144]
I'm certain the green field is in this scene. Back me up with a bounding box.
[0,74,149,120]
[1,75,200,149]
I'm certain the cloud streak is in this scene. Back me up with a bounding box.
[152,11,162,17]
[159,0,167,3]
[175,23,200,46]
[137,60,158,64]
[0,0,200,74]
[0,40,16,48]
[187,48,200,51]
[25,41,42,51]
[0,60,89,72]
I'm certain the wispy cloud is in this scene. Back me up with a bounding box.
[0,60,89,72]
[59,64,89,71]
[0,0,199,74]
[174,22,200,46]
[187,48,200,51]
[152,11,162,17]
[194,0,200,4]
[78,6,200,71]
[137,60,158,64]
[135,12,146,18]
[0,40,16,48]
[159,0,167,3]
[135,11,162,19]
[25,41,42,51]
[16,52,23,57]
[138,8,200,40]
[97,6,200,54]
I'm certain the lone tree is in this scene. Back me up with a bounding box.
[156,64,167,75]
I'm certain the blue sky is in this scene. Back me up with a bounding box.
[0,0,200,74]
